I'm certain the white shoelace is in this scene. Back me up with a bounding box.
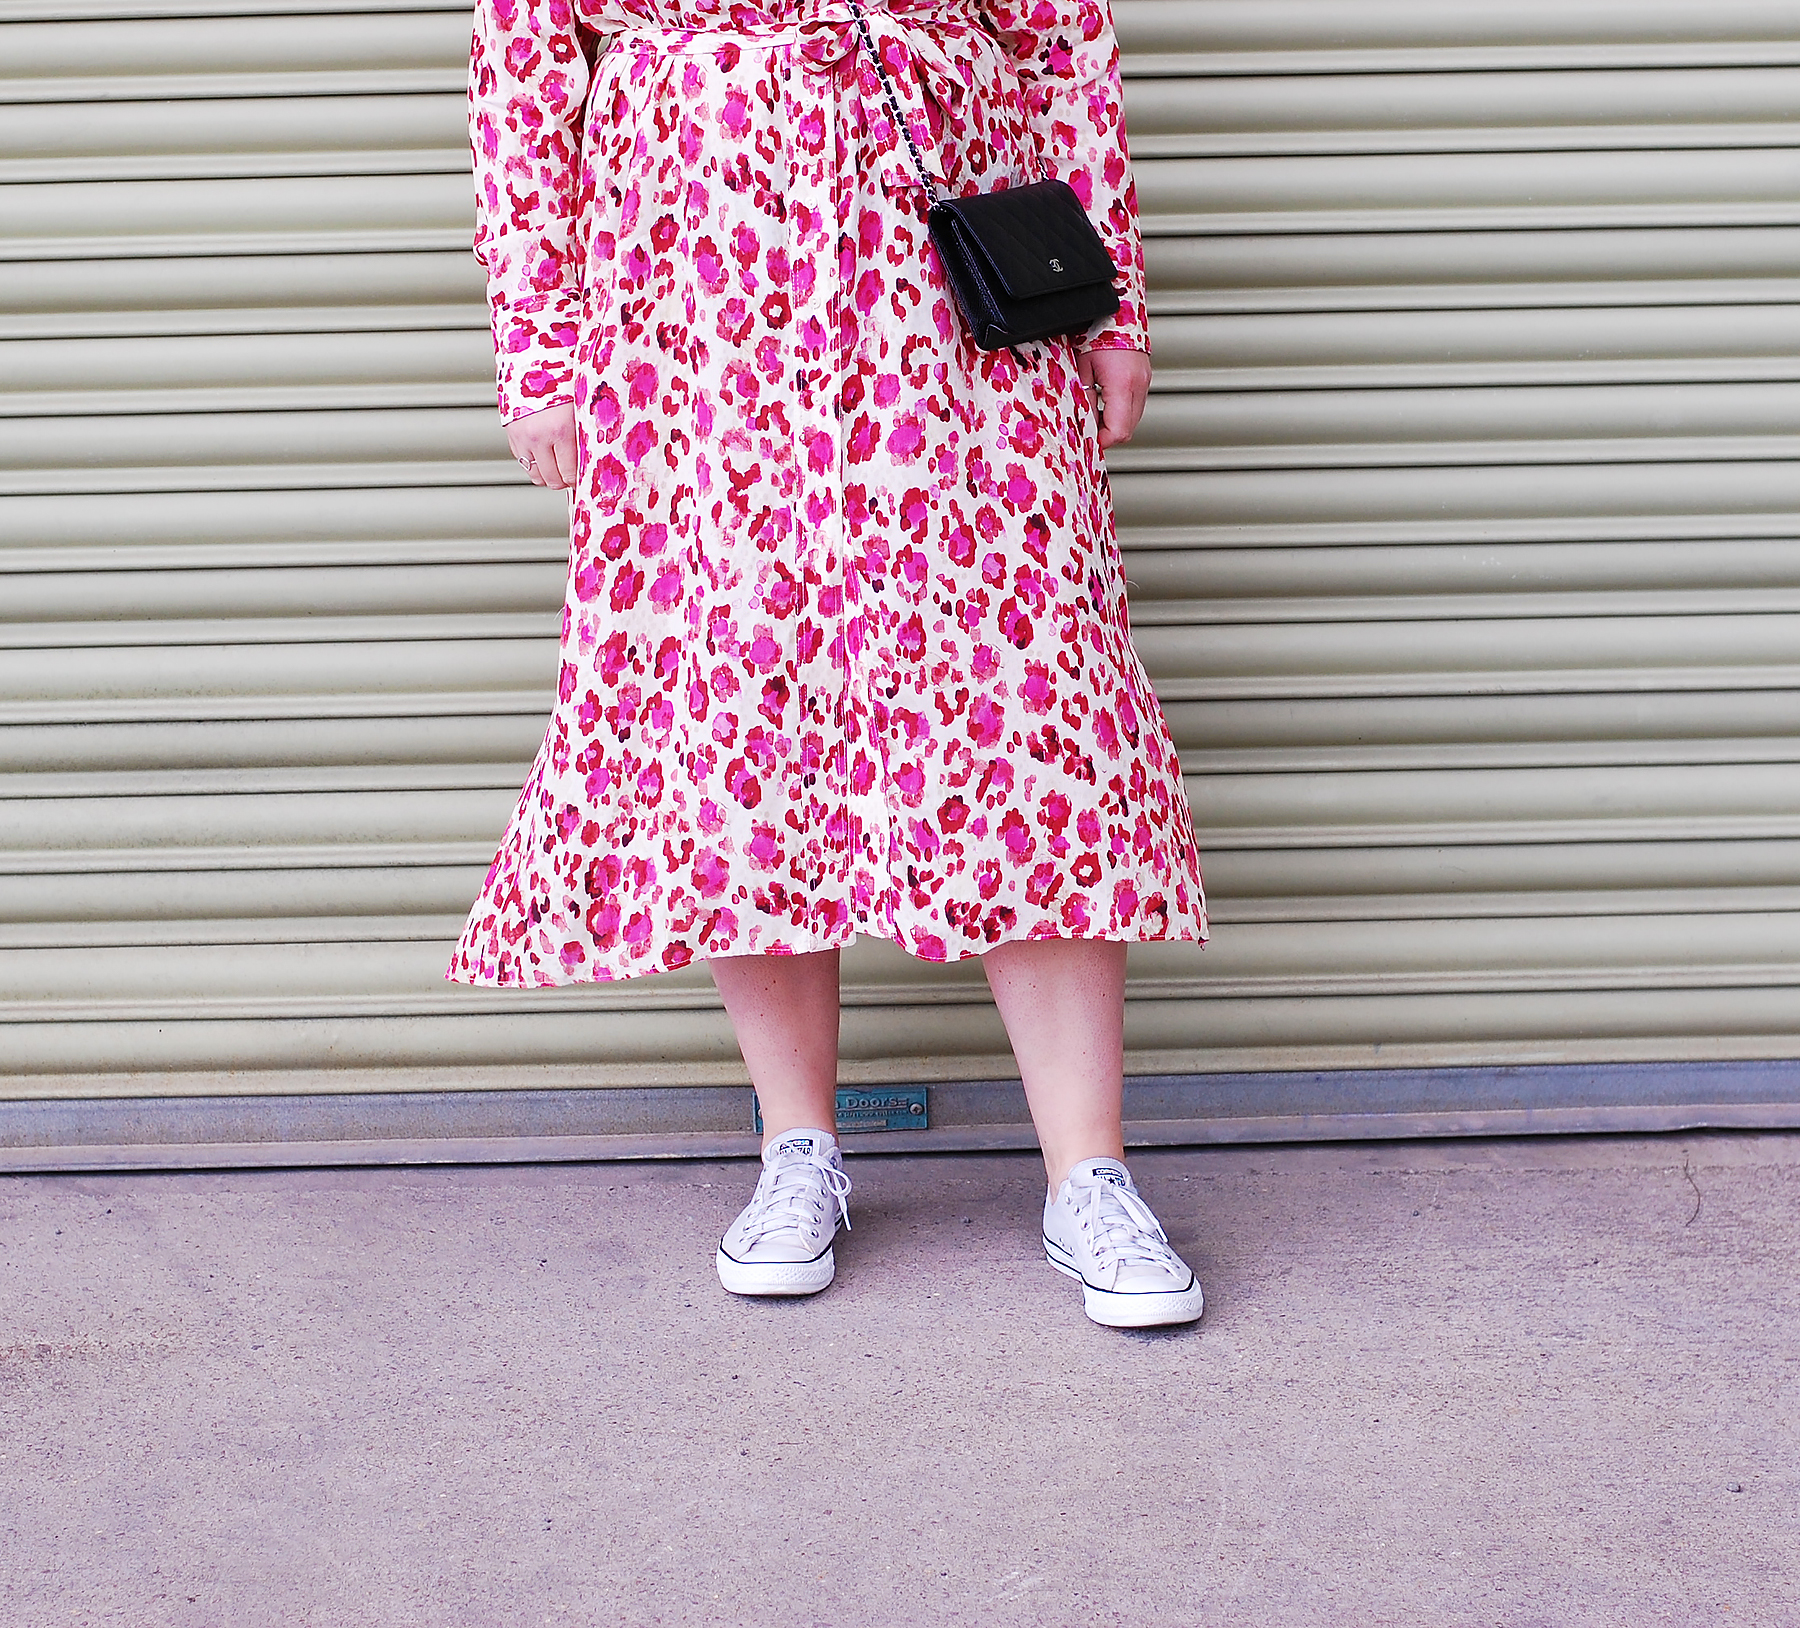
[737,1151,853,1247]
[1075,1180,1178,1271]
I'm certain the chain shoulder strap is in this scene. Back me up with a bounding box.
[845,0,943,206]
[845,0,1050,201]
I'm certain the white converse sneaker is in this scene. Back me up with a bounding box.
[1043,1158,1204,1328]
[715,1129,851,1297]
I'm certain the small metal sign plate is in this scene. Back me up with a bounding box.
[754,1087,927,1134]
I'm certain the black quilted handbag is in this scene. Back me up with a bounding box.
[849,3,1122,349]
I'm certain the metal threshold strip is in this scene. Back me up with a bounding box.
[2,1060,1797,1174]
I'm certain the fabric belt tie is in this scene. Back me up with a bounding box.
[614,4,979,190]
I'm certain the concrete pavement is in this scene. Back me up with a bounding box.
[2,1133,1796,1626]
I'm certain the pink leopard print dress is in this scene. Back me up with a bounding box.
[448,0,1207,985]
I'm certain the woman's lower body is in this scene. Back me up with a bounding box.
[712,937,1205,1328]
[451,9,1207,1325]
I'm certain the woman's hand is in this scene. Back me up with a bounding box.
[1076,347,1152,449]
[506,401,578,489]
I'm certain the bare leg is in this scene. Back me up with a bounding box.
[983,938,1127,1189]
[709,949,841,1148]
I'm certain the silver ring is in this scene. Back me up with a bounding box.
[517,454,535,470]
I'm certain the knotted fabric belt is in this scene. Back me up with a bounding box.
[609,3,985,189]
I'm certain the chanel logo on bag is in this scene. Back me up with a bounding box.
[1049,258,1064,272]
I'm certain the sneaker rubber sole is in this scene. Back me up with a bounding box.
[1044,1236,1205,1328]
[715,1245,836,1297]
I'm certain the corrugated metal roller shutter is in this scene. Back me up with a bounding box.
[4,0,1799,1157]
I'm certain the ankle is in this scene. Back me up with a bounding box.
[760,1122,838,1155]
[1045,1147,1128,1191]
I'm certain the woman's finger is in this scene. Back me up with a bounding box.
[1103,386,1129,447]
[1111,376,1147,446]
[507,430,545,484]
[531,440,569,490]
[1075,352,1110,443]
[1085,351,1151,448]
[505,402,577,488]
[1093,374,1127,447]
[547,421,579,489]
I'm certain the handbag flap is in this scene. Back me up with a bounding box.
[930,181,1118,302]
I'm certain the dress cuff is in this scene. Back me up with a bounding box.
[497,370,576,426]
[1079,322,1151,358]
[488,281,582,423]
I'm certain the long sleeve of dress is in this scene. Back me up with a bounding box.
[983,0,1150,353]
[468,0,597,422]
